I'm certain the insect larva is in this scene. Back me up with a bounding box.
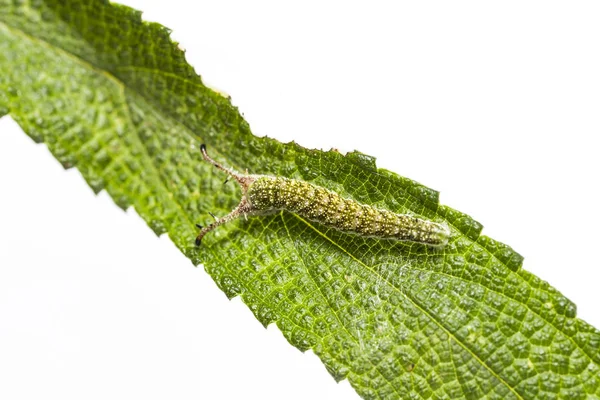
[195,145,450,247]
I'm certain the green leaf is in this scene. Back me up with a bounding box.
[1,1,600,399]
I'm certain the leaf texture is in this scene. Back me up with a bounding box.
[1,1,600,399]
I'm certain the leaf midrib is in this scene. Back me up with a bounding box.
[293,213,525,400]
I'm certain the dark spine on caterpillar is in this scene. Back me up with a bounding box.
[247,177,450,247]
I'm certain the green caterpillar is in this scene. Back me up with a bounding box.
[195,145,450,247]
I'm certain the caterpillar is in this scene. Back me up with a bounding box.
[195,145,450,247]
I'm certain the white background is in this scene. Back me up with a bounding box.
[1,1,599,399]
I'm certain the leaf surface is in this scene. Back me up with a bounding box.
[1,1,600,398]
